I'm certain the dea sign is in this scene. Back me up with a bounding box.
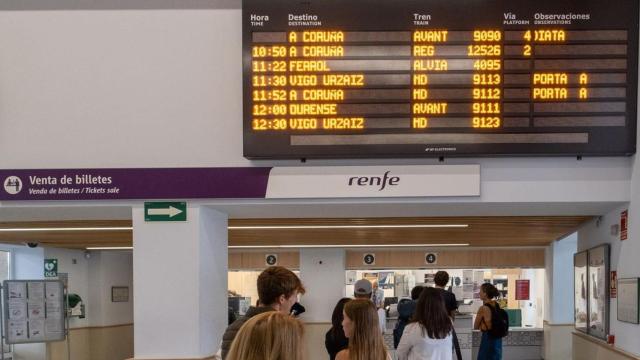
[44,259,58,278]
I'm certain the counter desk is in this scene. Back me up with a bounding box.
[386,314,542,360]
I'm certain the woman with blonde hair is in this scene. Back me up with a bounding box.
[336,299,390,360]
[226,311,305,360]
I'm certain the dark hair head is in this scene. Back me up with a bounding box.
[412,287,453,339]
[257,266,306,306]
[434,271,450,287]
[330,298,351,337]
[480,283,500,299]
[411,286,424,300]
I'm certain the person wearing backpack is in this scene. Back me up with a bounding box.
[393,286,424,348]
[473,283,508,360]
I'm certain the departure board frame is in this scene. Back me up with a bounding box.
[242,0,639,159]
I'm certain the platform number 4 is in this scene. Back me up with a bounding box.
[425,253,438,265]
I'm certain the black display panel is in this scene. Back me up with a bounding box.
[243,0,638,159]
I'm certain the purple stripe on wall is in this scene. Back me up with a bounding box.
[0,168,272,201]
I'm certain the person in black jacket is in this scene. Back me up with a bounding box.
[220,266,306,359]
[435,270,462,360]
[393,285,424,348]
[325,298,351,360]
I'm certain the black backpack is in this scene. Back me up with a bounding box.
[485,303,509,339]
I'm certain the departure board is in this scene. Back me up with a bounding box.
[242,0,638,159]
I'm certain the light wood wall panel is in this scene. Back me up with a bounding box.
[346,248,545,269]
[47,324,134,360]
[90,324,134,360]
[229,216,591,248]
[229,251,300,270]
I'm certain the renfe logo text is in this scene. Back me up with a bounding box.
[348,171,400,191]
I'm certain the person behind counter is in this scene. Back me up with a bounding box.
[221,266,306,359]
[325,298,351,360]
[226,311,305,360]
[473,283,505,360]
[372,280,386,334]
[395,287,453,360]
[336,299,391,360]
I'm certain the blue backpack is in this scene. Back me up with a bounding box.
[393,299,415,348]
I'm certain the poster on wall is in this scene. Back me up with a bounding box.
[574,251,589,333]
[473,270,485,299]
[620,210,628,240]
[424,273,436,287]
[363,273,378,283]
[617,278,640,324]
[515,280,530,300]
[463,270,474,299]
[610,271,618,298]
[3,280,65,344]
[378,272,394,289]
[345,271,358,285]
[587,245,610,340]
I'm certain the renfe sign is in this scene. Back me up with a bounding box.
[0,165,479,201]
[266,165,480,198]
[348,171,400,191]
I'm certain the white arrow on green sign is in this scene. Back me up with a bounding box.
[145,202,187,222]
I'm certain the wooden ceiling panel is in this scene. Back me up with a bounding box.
[0,216,591,249]
[228,216,591,247]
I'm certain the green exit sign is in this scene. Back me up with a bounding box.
[145,202,187,222]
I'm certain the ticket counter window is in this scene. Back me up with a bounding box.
[345,268,545,329]
[227,270,301,317]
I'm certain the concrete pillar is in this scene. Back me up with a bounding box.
[299,248,346,322]
[133,205,228,359]
[543,233,577,360]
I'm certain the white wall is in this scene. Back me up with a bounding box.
[133,206,228,358]
[544,246,553,323]
[578,202,640,356]
[545,233,577,324]
[42,247,134,328]
[43,248,91,329]
[0,9,245,169]
[87,251,133,327]
[300,249,346,322]
[552,235,577,324]
[12,246,45,280]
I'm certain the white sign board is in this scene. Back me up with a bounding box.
[3,280,65,344]
[618,278,639,324]
[266,165,480,198]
